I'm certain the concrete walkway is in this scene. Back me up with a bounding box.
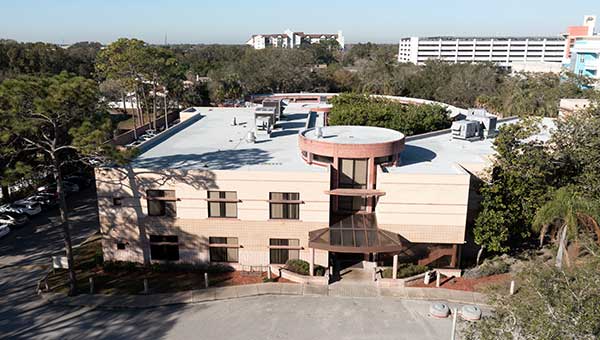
[42,282,488,309]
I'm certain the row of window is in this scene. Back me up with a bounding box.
[115,190,302,220]
[147,235,300,264]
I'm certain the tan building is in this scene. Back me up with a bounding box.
[96,98,528,276]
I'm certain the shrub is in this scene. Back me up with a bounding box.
[328,93,451,136]
[103,261,234,274]
[149,262,234,273]
[463,256,511,279]
[382,263,429,279]
[284,259,326,276]
[478,258,510,277]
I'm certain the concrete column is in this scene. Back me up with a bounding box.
[309,248,315,277]
[367,157,376,213]
[450,244,459,268]
[392,254,398,280]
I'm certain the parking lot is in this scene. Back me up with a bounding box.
[0,187,101,339]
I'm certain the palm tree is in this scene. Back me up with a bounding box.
[533,186,600,268]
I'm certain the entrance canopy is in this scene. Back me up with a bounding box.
[309,213,410,253]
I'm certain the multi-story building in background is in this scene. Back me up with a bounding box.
[398,14,599,80]
[563,15,599,86]
[398,36,566,71]
[246,29,344,50]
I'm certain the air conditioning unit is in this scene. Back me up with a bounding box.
[451,120,482,140]
[466,109,498,138]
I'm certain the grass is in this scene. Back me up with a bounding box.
[46,235,268,295]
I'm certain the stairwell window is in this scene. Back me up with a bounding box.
[269,192,300,219]
[147,189,177,217]
[207,191,238,218]
[149,235,179,261]
[209,237,239,263]
[269,238,300,264]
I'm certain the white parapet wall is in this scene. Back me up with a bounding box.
[270,265,329,285]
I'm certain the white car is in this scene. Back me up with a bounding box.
[0,225,10,238]
[37,181,80,194]
[0,201,42,216]
[0,214,29,227]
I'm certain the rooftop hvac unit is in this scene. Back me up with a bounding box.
[451,120,482,141]
[466,109,498,138]
[262,98,285,119]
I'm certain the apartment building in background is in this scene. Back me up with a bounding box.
[563,15,599,85]
[246,29,345,50]
[95,94,551,277]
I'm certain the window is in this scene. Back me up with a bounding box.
[149,235,179,261]
[338,196,367,212]
[207,191,237,218]
[269,239,300,264]
[339,158,368,189]
[209,237,239,262]
[312,154,333,164]
[269,192,300,219]
[147,190,177,217]
[113,197,122,206]
[375,155,394,165]
[116,242,126,250]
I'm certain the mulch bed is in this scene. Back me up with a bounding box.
[47,235,294,295]
[407,273,513,292]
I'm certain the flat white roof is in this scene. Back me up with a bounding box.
[302,126,404,145]
[133,102,555,175]
[388,118,555,174]
[133,103,327,172]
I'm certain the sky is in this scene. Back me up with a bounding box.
[1,0,599,44]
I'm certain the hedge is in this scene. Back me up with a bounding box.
[285,259,326,276]
[382,263,429,279]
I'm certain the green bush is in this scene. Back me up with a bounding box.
[328,93,451,136]
[103,261,234,274]
[149,262,234,273]
[382,263,429,279]
[285,259,326,276]
[478,258,510,277]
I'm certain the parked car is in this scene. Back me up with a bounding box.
[0,213,29,228]
[37,181,80,194]
[0,225,10,239]
[22,194,58,210]
[139,133,155,142]
[0,201,42,216]
[126,140,142,148]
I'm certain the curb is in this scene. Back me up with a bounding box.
[41,283,489,310]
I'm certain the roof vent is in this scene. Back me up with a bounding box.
[246,131,256,144]
[316,127,323,138]
[231,117,237,126]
